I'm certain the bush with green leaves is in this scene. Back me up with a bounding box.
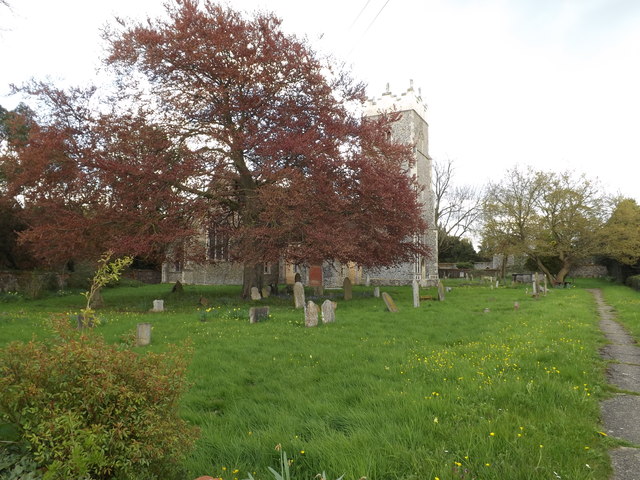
[0,316,197,479]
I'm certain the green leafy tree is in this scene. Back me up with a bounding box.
[600,198,640,266]
[482,167,605,284]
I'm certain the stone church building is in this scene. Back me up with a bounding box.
[162,82,439,288]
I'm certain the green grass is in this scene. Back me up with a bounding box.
[2,279,639,479]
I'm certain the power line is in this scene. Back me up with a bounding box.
[349,0,373,30]
[347,0,392,56]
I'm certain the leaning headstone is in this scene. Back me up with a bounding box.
[343,277,352,301]
[293,282,305,309]
[382,292,398,313]
[249,306,269,324]
[437,281,446,301]
[321,300,337,324]
[305,301,319,327]
[373,286,380,298]
[251,286,261,300]
[151,299,164,312]
[171,280,184,294]
[261,285,271,298]
[136,322,152,346]
[412,279,420,308]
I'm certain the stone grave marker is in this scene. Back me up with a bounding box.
[382,292,398,313]
[261,285,271,298]
[251,286,261,300]
[373,286,380,298]
[293,282,305,309]
[437,281,446,301]
[343,277,352,301]
[199,296,209,307]
[151,299,164,312]
[136,322,152,346]
[321,300,337,324]
[171,280,184,294]
[305,301,319,327]
[412,279,420,308]
[249,306,270,324]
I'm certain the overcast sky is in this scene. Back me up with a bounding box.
[2,0,639,201]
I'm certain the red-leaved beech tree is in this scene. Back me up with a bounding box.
[4,1,430,297]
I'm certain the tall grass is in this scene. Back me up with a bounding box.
[2,279,635,479]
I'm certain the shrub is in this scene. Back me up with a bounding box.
[625,274,640,291]
[0,316,198,480]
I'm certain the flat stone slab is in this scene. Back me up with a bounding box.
[601,395,640,443]
[601,319,636,345]
[610,447,640,480]
[607,363,640,393]
[601,345,640,365]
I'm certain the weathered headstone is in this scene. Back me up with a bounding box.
[343,277,352,301]
[261,285,271,298]
[532,274,538,296]
[321,300,337,324]
[171,280,184,294]
[249,306,269,324]
[382,292,398,313]
[305,301,319,327]
[151,299,164,312]
[543,276,548,296]
[251,286,261,300]
[136,322,152,346]
[373,286,380,298]
[293,281,305,309]
[437,281,446,301]
[412,279,420,308]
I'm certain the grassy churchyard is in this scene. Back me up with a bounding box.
[1,278,639,479]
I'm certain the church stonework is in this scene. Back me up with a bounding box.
[360,82,439,287]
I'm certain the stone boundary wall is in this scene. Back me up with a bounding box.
[0,270,64,293]
[569,264,608,278]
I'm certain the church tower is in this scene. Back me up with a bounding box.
[362,81,439,287]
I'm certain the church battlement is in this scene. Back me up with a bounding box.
[364,80,428,122]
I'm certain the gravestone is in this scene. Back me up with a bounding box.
[199,296,209,307]
[305,301,319,327]
[437,281,446,301]
[136,322,152,346]
[412,279,420,308]
[249,306,269,324]
[343,277,352,301]
[373,286,380,298]
[151,299,164,312]
[293,282,305,309]
[251,287,261,300]
[171,280,184,294]
[321,300,337,324]
[261,285,271,298]
[382,292,398,313]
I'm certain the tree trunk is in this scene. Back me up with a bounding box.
[533,257,555,286]
[242,263,264,299]
[555,261,572,284]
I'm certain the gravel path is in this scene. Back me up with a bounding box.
[588,288,640,480]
